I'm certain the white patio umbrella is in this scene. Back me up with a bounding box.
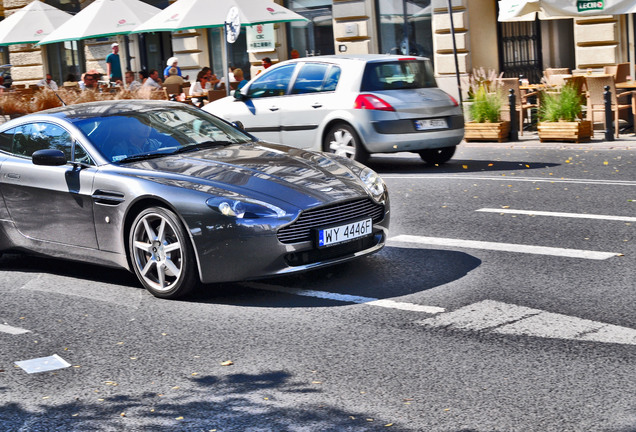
[132,0,308,95]
[132,0,308,33]
[37,0,161,45]
[498,0,636,21]
[0,0,72,46]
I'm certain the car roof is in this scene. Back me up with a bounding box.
[279,54,430,66]
[36,99,192,122]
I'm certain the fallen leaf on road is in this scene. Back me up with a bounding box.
[221,360,233,366]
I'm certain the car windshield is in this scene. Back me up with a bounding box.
[361,59,436,91]
[73,105,254,163]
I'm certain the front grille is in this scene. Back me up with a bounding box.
[277,198,385,244]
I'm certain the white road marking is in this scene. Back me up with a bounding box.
[389,235,619,260]
[417,300,636,346]
[381,174,636,187]
[0,323,30,335]
[245,283,445,314]
[477,208,636,222]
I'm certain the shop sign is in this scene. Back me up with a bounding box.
[247,24,275,52]
[577,1,604,12]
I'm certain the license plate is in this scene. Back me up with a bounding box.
[317,218,372,248]
[414,118,448,130]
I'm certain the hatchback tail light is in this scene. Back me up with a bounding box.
[354,94,395,111]
[447,93,459,107]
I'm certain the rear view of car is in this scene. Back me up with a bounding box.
[204,54,464,164]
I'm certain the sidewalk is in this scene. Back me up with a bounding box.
[462,129,636,150]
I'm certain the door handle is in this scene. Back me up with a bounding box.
[269,106,279,111]
[6,173,20,179]
[311,103,322,108]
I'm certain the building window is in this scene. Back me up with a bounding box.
[208,28,251,82]
[46,40,84,84]
[285,0,334,57]
[376,0,433,60]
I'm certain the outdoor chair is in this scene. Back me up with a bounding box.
[585,75,631,138]
[544,68,570,79]
[496,77,539,135]
[604,63,630,83]
[163,83,182,96]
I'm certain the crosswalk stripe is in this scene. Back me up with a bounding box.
[417,300,636,346]
[381,174,636,187]
[245,283,445,314]
[389,235,619,260]
[477,208,636,222]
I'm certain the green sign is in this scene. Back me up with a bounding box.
[578,1,605,12]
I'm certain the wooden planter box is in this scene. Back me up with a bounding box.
[464,121,510,142]
[537,120,592,143]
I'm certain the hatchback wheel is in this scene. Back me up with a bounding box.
[324,124,369,164]
[129,207,198,299]
[418,146,456,164]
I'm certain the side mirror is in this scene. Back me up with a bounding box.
[32,149,67,166]
[234,90,247,101]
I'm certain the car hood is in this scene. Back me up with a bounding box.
[119,142,370,208]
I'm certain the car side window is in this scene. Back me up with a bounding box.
[323,66,341,92]
[12,122,75,160]
[247,64,296,98]
[0,128,15,152]
[291,63,330,95]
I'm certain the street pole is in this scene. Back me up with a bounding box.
[447,0,463,106]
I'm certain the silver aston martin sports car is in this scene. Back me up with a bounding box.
[0,100,389,298]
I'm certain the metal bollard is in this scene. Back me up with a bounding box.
[509,88,518,141]
[604,85,614,141]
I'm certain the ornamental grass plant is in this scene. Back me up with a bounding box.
[538,83,583,122]
[469,86,503,123]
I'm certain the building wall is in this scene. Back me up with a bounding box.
[3,0,634,90]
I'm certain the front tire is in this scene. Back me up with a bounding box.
[418,146,456,165]
[324,123,369,164]
[129,207,198,299]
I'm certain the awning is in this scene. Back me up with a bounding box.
[499,0,636,21]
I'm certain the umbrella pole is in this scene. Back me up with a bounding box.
[222,27,231,97]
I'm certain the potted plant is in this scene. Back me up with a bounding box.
[464,85,510,142]
[537,83,592,143]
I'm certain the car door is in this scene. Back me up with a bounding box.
[235,63,298,143]
[276,63,342,149]
[0,122,98,249]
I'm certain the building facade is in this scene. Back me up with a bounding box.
[1,0,634,100]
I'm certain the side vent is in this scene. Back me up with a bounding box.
[92,190,125,206]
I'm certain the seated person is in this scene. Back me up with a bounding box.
[37,74,59,90]
[164,67,185,85]
[110,121,161,161]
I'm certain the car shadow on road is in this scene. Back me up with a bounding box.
[366,157,560,175]
[193,246,481,307]
[0,253,140,287]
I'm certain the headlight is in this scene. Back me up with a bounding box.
[206,197,286,219]
[359,167,386,202]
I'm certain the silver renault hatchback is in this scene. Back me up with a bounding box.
[204,54,464,164]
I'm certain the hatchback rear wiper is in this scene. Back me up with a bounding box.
[173,140,234,154]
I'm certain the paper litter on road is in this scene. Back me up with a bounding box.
[15,354,71,374]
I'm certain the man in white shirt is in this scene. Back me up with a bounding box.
[142,69,162,89]
[37,73,59,90]
[124,71,141,91]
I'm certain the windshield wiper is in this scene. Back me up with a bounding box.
[173,140,234,154]
[115,152,169,164]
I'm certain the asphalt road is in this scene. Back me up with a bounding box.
[1,144,636,431]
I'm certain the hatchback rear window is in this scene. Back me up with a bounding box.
[361,59,436,91]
